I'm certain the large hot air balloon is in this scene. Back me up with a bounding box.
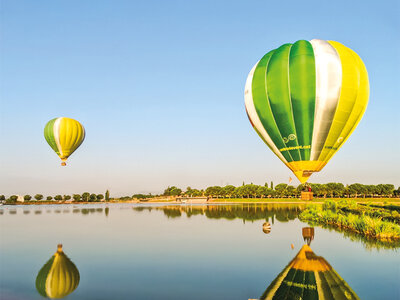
[36,244,80,299]
[245,39,369,183]
[44,117,85,166]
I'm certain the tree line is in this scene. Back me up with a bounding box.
[162,182,399,198]
[133,204,302,222]
[1,183,399,203]
[1,190,111,203]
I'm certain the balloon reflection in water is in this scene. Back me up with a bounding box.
[302,227,315,246]
[263,222,272,234]
[259,236,359,299]
[36,244,80,299]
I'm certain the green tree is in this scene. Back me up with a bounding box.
[234,186,244,198]
[325,183,337,198]
[286,185,296,197]
[256,186,269,198]
[24,195,32,201]
[358,184,368,198]
[246,184,259,198]
[382,184,395,197]
[275,184,288,197]
[309,183,321,197]
[54,195,62,201]
[9,195,18,202]
[89,194,97,202]
[64,195,71,201]
[319,184,328,198]
[335,183,345,197]
[105,190,110,201]
[185,187,193,197]
[296,184,304,196]
[234,184,258,198]
[34,194,43,201]
[394,187,400,197]
[46,196,53,201]
[82,192,90,202]
[223,185,236,198]
[270,181,274,190]
[365,185,376,197]
[348,183,363,198]
[374,184,394,196]
[0,195,5,201]
[73,194,81,201]
[343,185,350,198]
[163,186,182,196]
[191,189,202,197]
[375,184,383,195]
[205,186,217,197]
[97,194,104,201]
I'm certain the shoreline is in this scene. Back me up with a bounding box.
[2,197,399,206]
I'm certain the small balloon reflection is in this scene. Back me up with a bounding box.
[36,244,80,299]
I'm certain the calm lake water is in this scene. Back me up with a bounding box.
[0,203,399,300]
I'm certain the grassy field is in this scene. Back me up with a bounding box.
[299,200,400,245]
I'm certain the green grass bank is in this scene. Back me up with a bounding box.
[299,200,400,243]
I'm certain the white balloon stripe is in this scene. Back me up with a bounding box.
[53,118,64,157]
[309,39,342,161]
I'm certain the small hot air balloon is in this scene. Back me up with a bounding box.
[36,244,80,299]
[44,117,85,166]
[245,39,369,183]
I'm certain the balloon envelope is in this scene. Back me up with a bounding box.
[245,39,369,183]
[44,117,85,166]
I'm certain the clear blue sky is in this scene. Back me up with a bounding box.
[0,0,399,196]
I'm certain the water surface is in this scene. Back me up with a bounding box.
[0,204,398,299]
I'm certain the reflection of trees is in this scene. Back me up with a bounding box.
[163,208,182,218]
[132,206,152,212]
[186,209,204,218]
[260,245,359,300]
[319,224,400,250]
[133,204,304,222]
[80,208,103,215]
